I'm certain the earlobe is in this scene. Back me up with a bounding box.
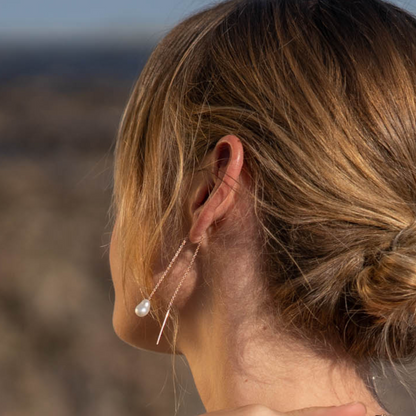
[188,135,244,244]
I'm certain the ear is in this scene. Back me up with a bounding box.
[188,135,244,244]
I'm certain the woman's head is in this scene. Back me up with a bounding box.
[110,0,416,368]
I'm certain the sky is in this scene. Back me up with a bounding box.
[2,0,416,44]
[0,0,218,45]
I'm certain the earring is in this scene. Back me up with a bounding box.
[134,234,205,345]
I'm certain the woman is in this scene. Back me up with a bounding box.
[109,0,416,414]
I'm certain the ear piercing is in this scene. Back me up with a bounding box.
[134,235,204,345]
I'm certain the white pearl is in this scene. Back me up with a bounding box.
[135,299,150,317]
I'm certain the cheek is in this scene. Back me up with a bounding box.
[109,230,129,330]
[109,222,130,297]
[109,228,143,345]
[108,231,181,352]
[109,231,120,290]
[109,228,137,305]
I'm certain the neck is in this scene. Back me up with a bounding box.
[180,301,388,415]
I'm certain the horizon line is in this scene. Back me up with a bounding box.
[0,26,172,49]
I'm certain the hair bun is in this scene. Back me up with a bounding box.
[355,221,416,360]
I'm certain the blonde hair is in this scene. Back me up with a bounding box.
[111,0,416,373]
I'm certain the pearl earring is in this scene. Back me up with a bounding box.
[134,235,205,345]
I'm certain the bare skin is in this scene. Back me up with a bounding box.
[199,402,367,416]
[109,135,389,415]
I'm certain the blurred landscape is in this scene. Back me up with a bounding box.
[0,41,205,416]
[4,0,416,411]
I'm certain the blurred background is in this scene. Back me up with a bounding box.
[1,0,416,415]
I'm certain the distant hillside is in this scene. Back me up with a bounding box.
[0,45,152,155]
[0,44,153,81]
